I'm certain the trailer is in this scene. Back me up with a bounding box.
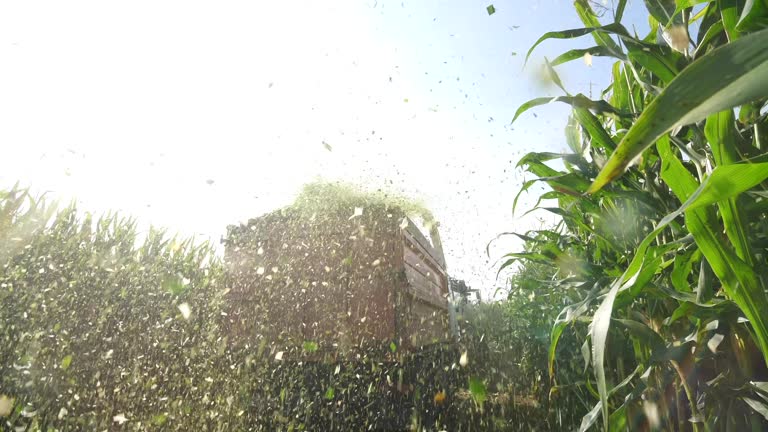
[222,194,456,360]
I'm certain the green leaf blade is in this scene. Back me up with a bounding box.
[589,28,768,193]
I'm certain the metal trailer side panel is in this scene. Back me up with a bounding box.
[223,207,453,358]
[399,227,451,349]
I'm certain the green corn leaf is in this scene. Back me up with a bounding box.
[671,0,714,26]
[579,401,602,432]
[591,276,625,432]
[644,0,679,25]
[525,22,629,66]
[468,377,487,406]
[516,152,585,167]
[512,179,539,215]
[610,62,632,113]
[720,0,742,41]
[683,162,768,212]
[649,340,696,364]
[705,110,754,263]
[742,397,768,421]
[693,21,725,58]
[589,140,768,431]
[656,137,768,368]
[614,318,666,351]
[565,114,584,153]
[615,0,628,22]
[548,321,568,378]
[608,404,628,431]
[549,285,604,378]
[543,58,568,94]
[624,39,683,84]
[671,248,700,292]
[574,0,626,57]
[573,108,618,153]
[511,95,628,124]
[588,28,768,193]
[697,257,714,303]
[736,0,768,32]
[581,338,591,373]
[550,46,616,66]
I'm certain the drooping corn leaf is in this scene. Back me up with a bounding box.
[550,46,617,66]
[683,162,768,212]
[511,95,628,124]
[524,22,630,65]
[588,28,768,193]
[742,397,768,421]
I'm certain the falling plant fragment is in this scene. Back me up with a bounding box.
[468,377,487,406]
[583,52,592,66]
[486,4,496,15]
[177,302,192,320]
[113,414,129,424]
[163,275,187,295]
[708,334,725,353]
[0,395,13,417]
[662,25,689,56]
[274,351,284,361]
[349,207,363,220]
[643,402,661,429]
[322,141,333,152]
[459,350,469,367]
[60,354,73,370]
[434,390,447,406]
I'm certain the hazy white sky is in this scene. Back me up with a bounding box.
[0,0,646,297]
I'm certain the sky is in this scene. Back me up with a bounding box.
[0,0,650,298]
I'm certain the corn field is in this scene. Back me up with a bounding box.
[2,0,768,431]
[507,0,768,430]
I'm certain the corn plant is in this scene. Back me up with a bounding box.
[507,0,768,430]
[0,186,252,431]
